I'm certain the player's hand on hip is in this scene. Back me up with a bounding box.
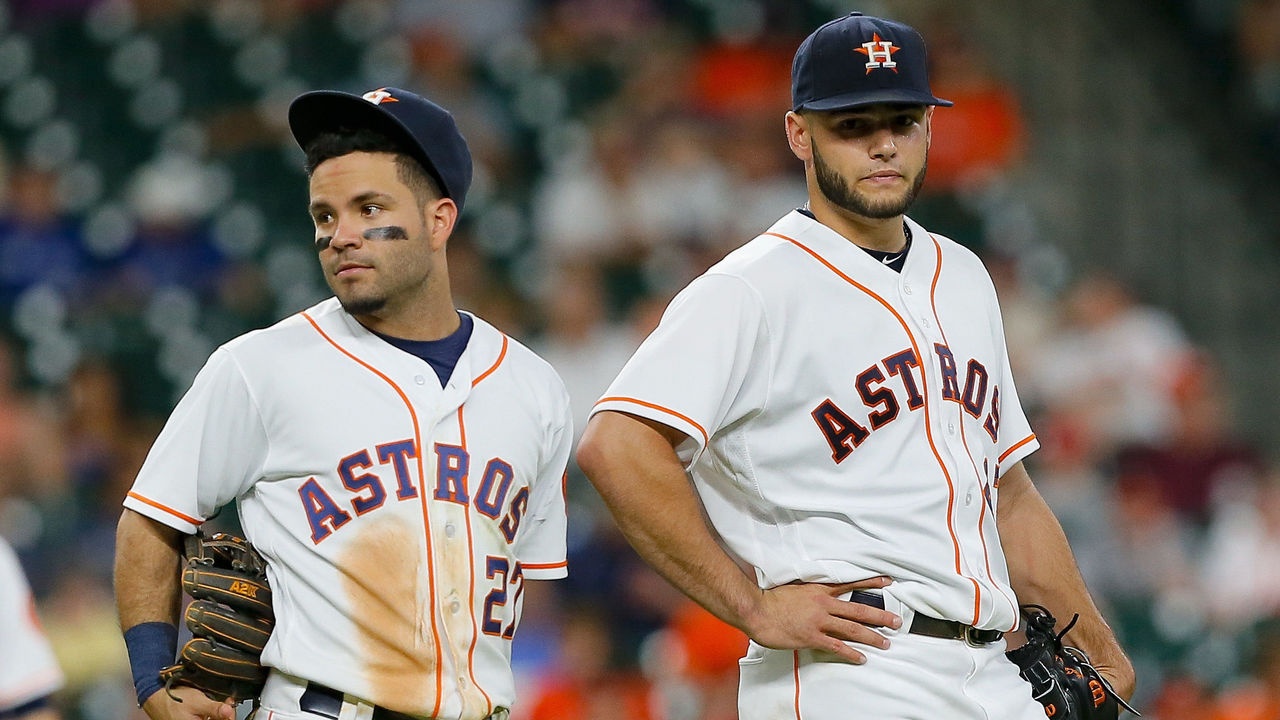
[142,686,237,720]
[746,575,901,664]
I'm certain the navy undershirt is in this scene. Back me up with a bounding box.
[371,312,474,387]
[797,207,911,273]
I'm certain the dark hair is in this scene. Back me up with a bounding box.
[303,127,442,206]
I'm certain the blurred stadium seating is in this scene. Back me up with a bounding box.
[1,1,1278,718]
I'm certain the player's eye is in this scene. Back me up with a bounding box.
[313,211,332,225]
[362,205,381,217]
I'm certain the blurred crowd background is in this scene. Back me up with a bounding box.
[1,0,1279,718]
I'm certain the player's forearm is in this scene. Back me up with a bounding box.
[114,508,185,629]
[577,412,764,633]
[997,463,1136,699]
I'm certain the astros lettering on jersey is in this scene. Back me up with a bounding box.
[592,210,1038,632]
[124,297,573,720]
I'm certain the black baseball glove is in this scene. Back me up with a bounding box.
[160,532,275,703]
[1005,605,1138,719]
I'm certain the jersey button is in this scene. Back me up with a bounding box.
[450,599,462,614]
[965,491,973,506]
[445,523,457,538]
[414,375,426,385]
[921,318,931,329]
[903,283,913,295]
[947,422,955,434]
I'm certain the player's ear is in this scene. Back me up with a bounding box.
[924,106,934,150]
[426,196,457,252]
[785,111,813,163]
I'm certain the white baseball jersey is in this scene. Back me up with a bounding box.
[593,210,1039,633]
[0,537,64,712]
[124,297,572,720]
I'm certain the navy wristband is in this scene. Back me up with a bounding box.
[123,622,178,707]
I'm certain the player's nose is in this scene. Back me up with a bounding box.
[869,128,898,159]
[329,219,365,249]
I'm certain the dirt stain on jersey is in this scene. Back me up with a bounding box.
[340,516,438,714]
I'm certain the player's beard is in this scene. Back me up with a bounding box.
[332,260,393,317]
[812,140,926,220]
[330,222,430,318]
[337,292,387,316]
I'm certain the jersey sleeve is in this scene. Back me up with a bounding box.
[592,273,769,467]
[123,347,269,532]
[987,286,1039,475]
[514,379,573,580]
[0,541,64,711]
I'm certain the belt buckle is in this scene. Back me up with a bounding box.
[963,625,985,647]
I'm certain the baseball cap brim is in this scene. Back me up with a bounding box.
[288,91,451,198]
[797,88,954,112]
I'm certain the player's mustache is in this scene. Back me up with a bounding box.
[314,226,410,251]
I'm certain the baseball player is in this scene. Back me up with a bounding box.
[0,536,64,720]
[113,87,572,720]
[576,13,1136,719]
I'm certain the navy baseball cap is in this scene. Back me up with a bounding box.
[288,87,473,211]
[792,12,952,112]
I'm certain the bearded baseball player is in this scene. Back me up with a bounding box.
[114,87,572,720]
[0,537,64,720]
[577,13,1136,720]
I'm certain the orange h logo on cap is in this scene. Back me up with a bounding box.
[856,33,900,74]
[362,88,399,105]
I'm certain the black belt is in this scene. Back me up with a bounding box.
[298,684,508,720]
[850,591,1004,646]
[299,683,421,720]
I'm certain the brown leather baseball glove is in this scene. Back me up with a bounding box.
[160,532,274,703]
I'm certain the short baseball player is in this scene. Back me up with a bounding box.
[0,536,64,720]
[114,87,572,720]
[577,13,1135,719]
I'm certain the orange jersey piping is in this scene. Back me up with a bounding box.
[126,491,203,526]
[472,334,508,387]
[457,407,495,716]
[765,231,974,602]
[301,311,445,715]
[925,234,1014,626]
[998,433,1037,465]
[594,396,710,448]
[793,650,803,719]
[521,560,568,571]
